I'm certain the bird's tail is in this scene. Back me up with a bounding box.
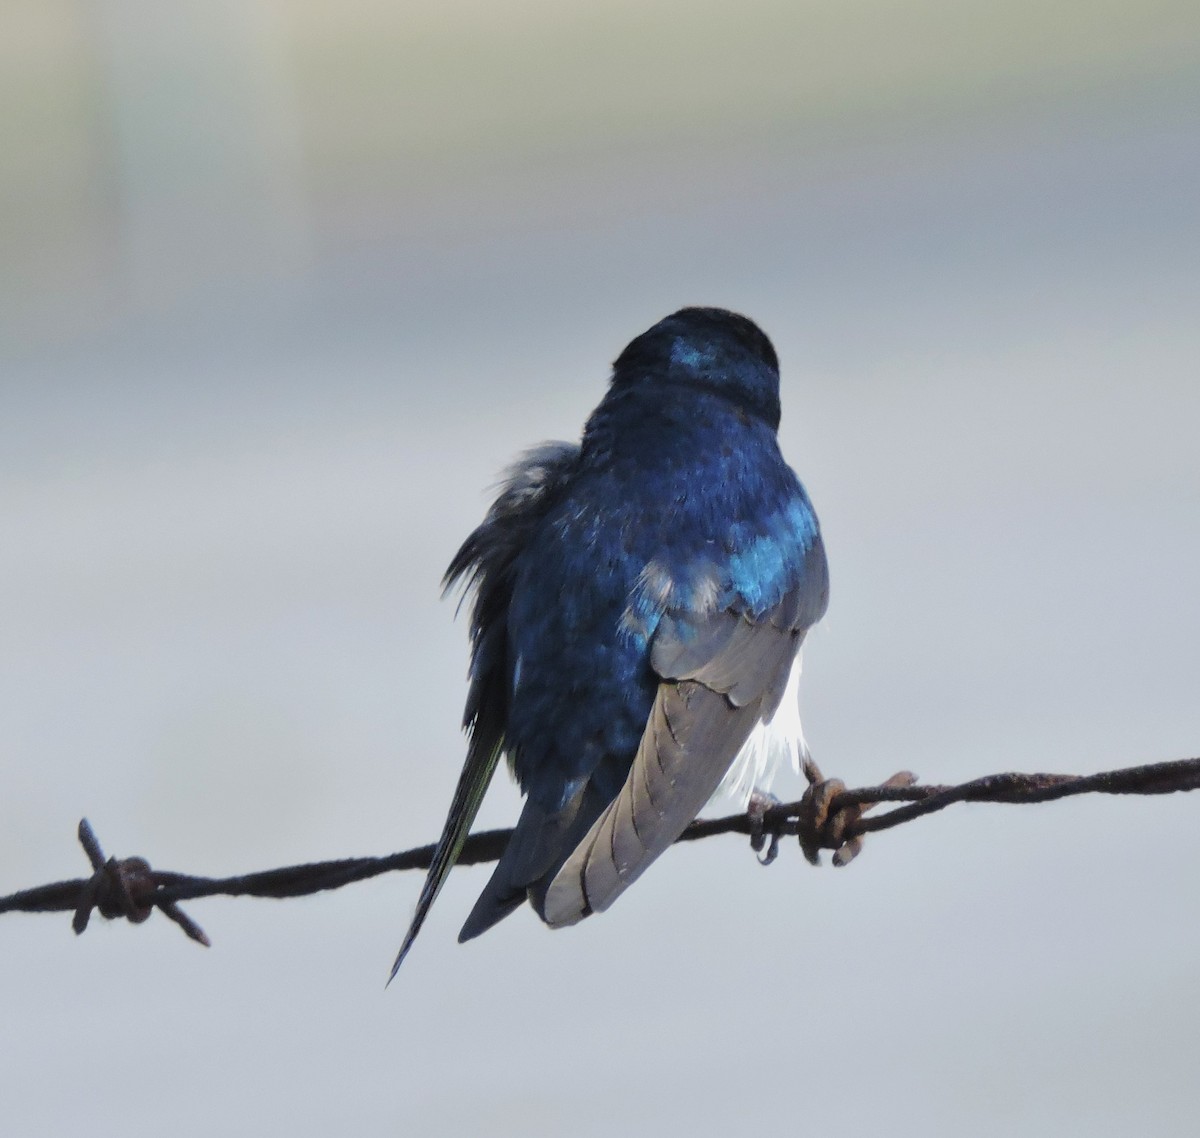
[388,737,503,982]
[458,779,609,942]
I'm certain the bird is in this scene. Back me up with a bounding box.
[389,306,828,978]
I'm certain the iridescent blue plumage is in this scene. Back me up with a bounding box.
[390,307,828,976]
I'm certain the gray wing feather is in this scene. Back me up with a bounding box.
[649,613,742,680]
[652,609,797,706]
[545,679,765,926]
[544,585,810,928]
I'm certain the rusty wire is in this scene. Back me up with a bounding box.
[1,755,1197,949]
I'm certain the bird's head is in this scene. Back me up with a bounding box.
[609,307,782,429]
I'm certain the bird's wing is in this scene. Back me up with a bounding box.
[388,443,579,979]
[543,535,827,928]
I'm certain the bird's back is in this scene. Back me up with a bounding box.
[504,383,812,812]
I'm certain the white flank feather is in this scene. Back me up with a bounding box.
[710,651,808,808]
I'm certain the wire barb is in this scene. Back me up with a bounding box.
[0,756,1196,951]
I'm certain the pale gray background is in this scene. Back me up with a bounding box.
[2,3,1199,1135]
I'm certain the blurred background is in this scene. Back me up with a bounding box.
[2,1,1199,1134]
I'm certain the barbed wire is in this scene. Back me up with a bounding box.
[1,755,1197,949]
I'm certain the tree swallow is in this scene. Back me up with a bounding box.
[390,307,828,977]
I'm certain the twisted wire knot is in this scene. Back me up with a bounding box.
[797,760,918,867]
[71,820,210,946]
[76,855,155,927]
